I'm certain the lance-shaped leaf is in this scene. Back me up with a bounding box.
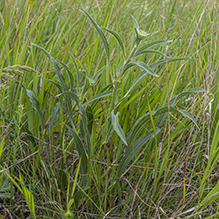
[56,91,80,107]
[123,61,159,77]
[70,54,80,94]
[66,125,88,174]
[31,43,67,91]
[150,57,191,69]
[170,88,205,106]
[132,49,166,61]
[118,128,161,178]
[45,103,60,136]
[179,109,199,129]
[57,59,74,92]
[24,88,45,131]
[101,27,125,58]
[134,40,172,57]
[82,8,110,71]
[157,88,204,126]
[83,91,113,105]
[45,79,62,93]
[111,110,127,146]
[92,65,106,82]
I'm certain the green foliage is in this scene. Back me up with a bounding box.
[0,0,218,218]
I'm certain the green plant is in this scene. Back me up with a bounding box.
[1,0,218,218]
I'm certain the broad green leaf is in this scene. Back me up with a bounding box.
[82,8,110,71]
[111,110,127,146]
[118,128,160,178]
[127,106,196,144]
[123,61,159,77]
[101,27,125,58]
[82,76,90,96]
[157,88,204,126]
[45,103,60,136]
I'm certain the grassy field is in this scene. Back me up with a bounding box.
[0,0,219,218]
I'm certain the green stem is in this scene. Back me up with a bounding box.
[108,40,141,115]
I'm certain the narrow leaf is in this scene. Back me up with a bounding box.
[56,91,80,107]
[150,57,191,69]
[82,8,110,71]
[83,91,113,105]
[31,43,67,91]
[101,27,125,58]
[57,59,74,92]
[111,110,127,146]
[25,89,45,130]
[133,49,166,60]
[134,40,172,57]
[170,88,205,106]
[123,61,159,77]
[66,125,88,174]
[118,128,160,178]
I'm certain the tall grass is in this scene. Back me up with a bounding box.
[0,0,218,218]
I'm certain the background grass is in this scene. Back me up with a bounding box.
[0,0,219,218]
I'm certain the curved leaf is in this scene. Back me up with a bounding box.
[84,91,113,105]
[150,57,191,69]
[118,128,160,178]
[45,79,62,93]
[133,49,165,60]
[57,59,74,92]
[101,27,125,58]
[170,88,205,106]
[82,8,110,71]
[123,61,159,77]
[111,110,127,146]
[157,88,204,126]
[56,91,80,107]
[24,88,45,130]
[179,109,199,129]
[31,43,67,91]
[66,125,88,174]
[134,40,172,57]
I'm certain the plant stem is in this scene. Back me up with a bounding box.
[109,40,141,114]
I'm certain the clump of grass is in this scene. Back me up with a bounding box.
[0,0,219,218]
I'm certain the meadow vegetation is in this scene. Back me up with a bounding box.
[0,0,219,218]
